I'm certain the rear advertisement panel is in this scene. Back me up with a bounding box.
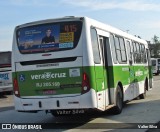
[16,21,82,54]
[14,67,82,96]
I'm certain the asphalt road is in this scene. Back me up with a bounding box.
[0,76,160,132]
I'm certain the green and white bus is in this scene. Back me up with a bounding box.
[12,16,153,116]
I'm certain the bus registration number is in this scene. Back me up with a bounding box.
[36,82,60,88]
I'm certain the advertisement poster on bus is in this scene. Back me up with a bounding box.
[17,24,74,53]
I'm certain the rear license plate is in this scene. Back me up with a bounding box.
[42,90,56,95]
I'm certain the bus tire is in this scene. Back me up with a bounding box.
[112,85,123,115]
[155,73,159,75]
[139,81,147,99]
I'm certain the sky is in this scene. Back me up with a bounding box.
[0,0,160,51]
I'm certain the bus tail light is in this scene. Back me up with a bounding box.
[82,72,90,94]
[13,78,20,97]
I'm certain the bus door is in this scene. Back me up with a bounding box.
[99,35,112,107]
[96,29,110,110]
[127,40,135,99]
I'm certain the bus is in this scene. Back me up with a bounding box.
[12,16,153,116]
[151,58,160,75]
[0,51,12,93]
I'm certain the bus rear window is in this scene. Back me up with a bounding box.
[0,52,11,67]
[16,21,82,54]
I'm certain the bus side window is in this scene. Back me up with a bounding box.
[139,44,143,63]
[115,36,122,62]
[90,28,101,64]
[141,45,145,63]
[110,34,117,63]
[130,41,134,63]
[119,37,127,62]
[141,44,145,53]
[144,48,148,63]
[115,36,127,63]
[132,42,137,63]
[136,42,140,63]
[126,40,132,62]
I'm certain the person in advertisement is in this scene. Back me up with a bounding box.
[41,29,55,44]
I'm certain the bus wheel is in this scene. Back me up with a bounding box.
[139,81,147,99]
[112,85,123,115]
[155,73,159,76]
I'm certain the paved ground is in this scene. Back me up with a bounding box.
[0,94,14,111]
[0,76,160,132]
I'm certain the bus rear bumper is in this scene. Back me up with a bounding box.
[14,89,97,111]
[0,85,13,92]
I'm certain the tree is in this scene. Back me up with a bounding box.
[150,35,160,58]
[152,35,159,44]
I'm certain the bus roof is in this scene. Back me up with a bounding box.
[15,16,147,45]
[15,16,83,28]
[85,17,147,45]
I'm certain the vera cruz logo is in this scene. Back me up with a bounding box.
[31,72,66,80]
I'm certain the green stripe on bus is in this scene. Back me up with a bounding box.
[12,65,150,96]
